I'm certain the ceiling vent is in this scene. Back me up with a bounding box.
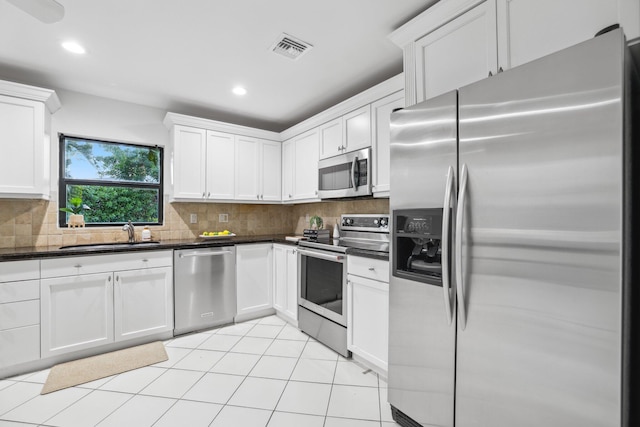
[270,33,313,60]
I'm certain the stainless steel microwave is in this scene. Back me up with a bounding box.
[317,148,372,199]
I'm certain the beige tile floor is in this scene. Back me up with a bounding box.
[0,315,401,427]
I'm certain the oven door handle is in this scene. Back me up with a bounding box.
[298,249,345,262]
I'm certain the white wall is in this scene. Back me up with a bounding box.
[50,89,170,195]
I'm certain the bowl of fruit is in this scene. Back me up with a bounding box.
[199,230,235,239]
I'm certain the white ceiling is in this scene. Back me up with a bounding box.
[0,0,438,131]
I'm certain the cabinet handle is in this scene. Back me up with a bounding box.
[256,195,260,199]
[288,194,292,198]
[368,267,375,271]
[337,145,342,151]
[202,192,206,198]
[207,192,211,198]
[488,71,493,77]
[142,259,148,262]
[261,194,264,200]
[116,275,119,281]
[498,66,504,73]
[74,264,82,268]
[108,276,111,282]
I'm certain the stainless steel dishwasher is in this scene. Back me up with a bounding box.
[174,246,236,335]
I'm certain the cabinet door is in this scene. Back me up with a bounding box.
[234,136,261,200]
[282,139,295,202]
[41,273,114,357]
[236,244,273,319]
[0,95,47,199]
[294,129,320,200]
[206,131,235,200]
[347,275,389,374]
[319,118,343,159]
[172,125,206,199]
[343,105,372,152]
[415,0,498,102]
[260,140,282,201]
[285,247,298,321]
[372,92,404,196]
[273,245,287,312]
[114,266,173,342]
[497,0,620,70]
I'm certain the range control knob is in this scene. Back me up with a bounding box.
[374,219,379,225]
[343,217,353,226]
[380,217,388,227]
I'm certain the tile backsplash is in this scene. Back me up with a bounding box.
[0,197,389,249]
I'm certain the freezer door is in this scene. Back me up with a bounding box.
[455,30,625,427]
[388,91,457,427]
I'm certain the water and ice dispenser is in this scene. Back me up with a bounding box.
[392,208,449,286]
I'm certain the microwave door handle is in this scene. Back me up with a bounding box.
[351,157,358,190]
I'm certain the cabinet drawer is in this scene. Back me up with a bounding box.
[347,256,389,282]
[0,325,40,368]
[0,260,39,283]
[0,279,39,303]
[41,250,173,278]
[0,300,39,331]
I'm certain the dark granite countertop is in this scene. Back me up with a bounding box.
[0,235,298,261]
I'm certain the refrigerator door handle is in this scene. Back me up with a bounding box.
[441,165,456,326]
[456,163,468,330]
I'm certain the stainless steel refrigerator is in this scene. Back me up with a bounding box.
[388,28,639,427]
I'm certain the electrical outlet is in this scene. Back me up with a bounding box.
[190,213,197,224]
[219,213,228,223]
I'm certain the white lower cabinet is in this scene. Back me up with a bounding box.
[41,273,114,357]
[347,256,390,375]
[40,251,173,358]
[236,244,274,321]
[114,267,173,342]
[273,244,298,323]
[0,260,41,369]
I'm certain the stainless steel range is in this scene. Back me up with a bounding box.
[298,214,389,357]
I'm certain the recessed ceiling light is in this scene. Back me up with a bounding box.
[62,41,86,54]
[232,86,247,96]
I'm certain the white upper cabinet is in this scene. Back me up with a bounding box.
[390,0,638,106]
[0,80,60,200]
[496,0,626,70]
[165,113,281,203]
[283,128,320,203]
[206,131,235,200]
[235,136,261,201]
[415,0,497,102]
[371,91,404,197]
[319,118,343,159]
[172,125,207,199]
[319,105,372,159]
[235,136,281,202]
[261,140,282,201]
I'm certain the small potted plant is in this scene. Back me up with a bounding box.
[60,196,91,228]
[309,215,323,230]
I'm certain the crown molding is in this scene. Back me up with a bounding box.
[0,79,61,113]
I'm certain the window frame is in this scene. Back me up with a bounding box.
[58,134,164,228]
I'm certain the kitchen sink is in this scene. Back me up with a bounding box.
[59,241,161,250]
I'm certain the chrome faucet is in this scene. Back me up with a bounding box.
[122,220,135,243]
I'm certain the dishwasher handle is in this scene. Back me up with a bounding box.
[179,250,233,258]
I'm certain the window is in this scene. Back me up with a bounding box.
[59,135,163,227]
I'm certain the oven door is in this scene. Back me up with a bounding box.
[298,247,347,326]
[317,148,371,199]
